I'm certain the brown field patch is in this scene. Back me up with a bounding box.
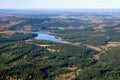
[43,56,49,59]
[1,18,11,21]
[0,30,15,36]
[36,44,51,47]
[93,54,101,60]
[47,48,60,53]
[23,25,32,31]
[55,72,76,80]
[63,67,78,71]
[55,67,81,80]
[78,26,85,30]
[0,21,22,31]
[93,24,107,31]
[6,76,23,80]
[87,45,102,52]
[89,42,120,60]
[113,28,120,32]
[103,42,120,49]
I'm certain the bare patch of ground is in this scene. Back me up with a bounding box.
[36,44,51,47]
[6,76,23,80]
[88,42,120,60]
[87,45,102,52]
[1,18,11,21]
[0,21,22,31]
[63,41,80,46]
[32,43,60,53]
[55,67,81,80]
[23,25,32,31]
[93,54,101,60]
[55,72,76,80]
[23,54,27,60]
[0,30,15,36]
[47,48,60,53]
[43,56,49,60]
[93,24,107,32]
[100,42,120,50]
[63,67,78,72]
[78,26,85,30]
[113,28,120,32]
[93,22,120,32]
[12,45,17,49]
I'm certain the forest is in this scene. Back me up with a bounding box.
[0,9,120,80]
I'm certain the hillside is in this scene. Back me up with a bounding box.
[0,9,120,80]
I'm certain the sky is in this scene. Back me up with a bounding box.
[0,0,120,9]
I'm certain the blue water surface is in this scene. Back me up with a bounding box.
[35,32,63,43]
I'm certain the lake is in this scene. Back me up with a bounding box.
[35,32,63,43]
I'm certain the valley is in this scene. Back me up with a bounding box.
[0,9,120,80]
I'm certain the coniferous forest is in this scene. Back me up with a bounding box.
[0,9,120,80]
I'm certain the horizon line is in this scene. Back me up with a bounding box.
[0,8,120,10]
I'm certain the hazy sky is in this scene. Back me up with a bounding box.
[0,0,120,9]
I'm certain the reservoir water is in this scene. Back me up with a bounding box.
[35,32,63,43]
